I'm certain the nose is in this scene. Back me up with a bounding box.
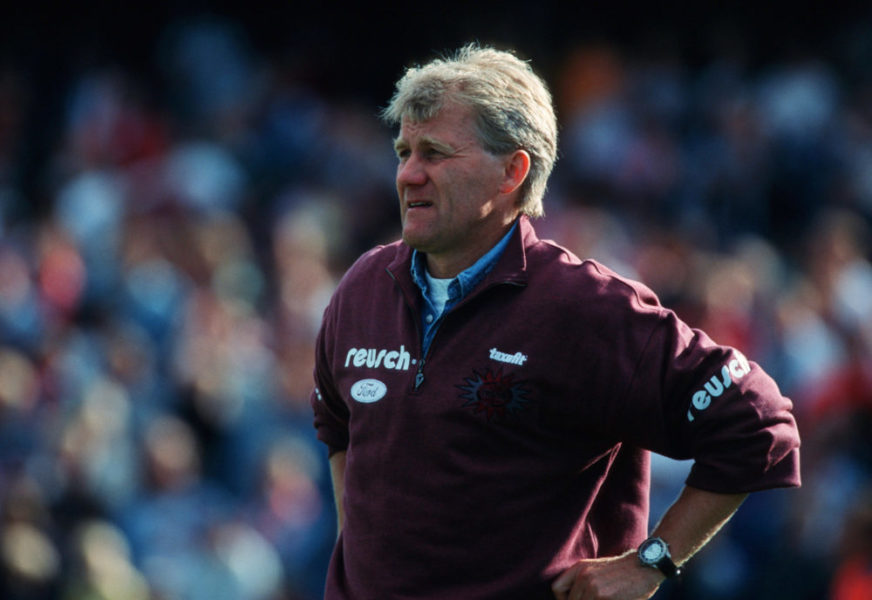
[396,153,428,188]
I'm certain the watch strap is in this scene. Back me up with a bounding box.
[655,555,682,578]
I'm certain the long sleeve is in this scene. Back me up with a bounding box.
[619,308,801,492]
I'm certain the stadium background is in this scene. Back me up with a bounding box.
[1,2,871,599]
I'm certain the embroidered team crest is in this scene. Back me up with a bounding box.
[457,368,532,421]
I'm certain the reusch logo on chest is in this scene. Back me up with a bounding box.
[344,345,414,371]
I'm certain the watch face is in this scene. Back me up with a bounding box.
[640,538,667,563]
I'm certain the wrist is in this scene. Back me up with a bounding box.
[637,536,683,579]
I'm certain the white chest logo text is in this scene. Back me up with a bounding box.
[351,379,387,403]
[687,350,751,422]
[489,347,528,366]
[344,345,413,371]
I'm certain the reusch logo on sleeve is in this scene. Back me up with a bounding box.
[344,345,414,371]
[687,350,752,422]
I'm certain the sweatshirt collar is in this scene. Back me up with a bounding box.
[410,220,518,302]
[388,216,534,296]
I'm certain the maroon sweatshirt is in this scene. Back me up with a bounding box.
[311,217,800,599]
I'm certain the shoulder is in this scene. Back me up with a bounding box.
[526,237,663,317]
[322,241,409,319]
[336,240,406,288]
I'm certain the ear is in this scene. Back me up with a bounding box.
[499,150,531,195]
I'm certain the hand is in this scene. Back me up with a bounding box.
[551,551,665,600]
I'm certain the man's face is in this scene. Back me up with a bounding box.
[394,101,519,278]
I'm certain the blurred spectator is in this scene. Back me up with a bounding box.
[830,490,872,600]
[244,434,333,599]
[118,415,238,599]
[0,475,61,600]
[62,519,150,600]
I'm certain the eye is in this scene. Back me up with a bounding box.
[396,148,411,161]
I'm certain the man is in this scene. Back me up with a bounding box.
[311,44,800,600]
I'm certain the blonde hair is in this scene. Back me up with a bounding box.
[381,44,558,218]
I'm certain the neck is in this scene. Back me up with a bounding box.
[425,218,518,278]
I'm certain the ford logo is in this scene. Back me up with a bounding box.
[350,379,387,404]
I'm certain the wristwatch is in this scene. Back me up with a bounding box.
[637,536,682,578]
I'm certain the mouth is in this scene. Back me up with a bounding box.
[406,201,433,210]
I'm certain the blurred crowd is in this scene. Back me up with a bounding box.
[0,14,871,600]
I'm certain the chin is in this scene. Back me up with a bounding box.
[402,237,429,252]
[401,229,429,251]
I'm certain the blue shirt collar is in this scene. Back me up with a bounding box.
[411,220,518,304]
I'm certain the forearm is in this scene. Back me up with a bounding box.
[329,450,347,534]
[552,484,747,599]
[651,485,748,567]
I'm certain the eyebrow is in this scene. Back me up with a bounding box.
[393,135,456,155]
